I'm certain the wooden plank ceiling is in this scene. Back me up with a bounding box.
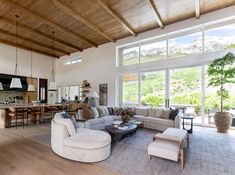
[0,0,235,58]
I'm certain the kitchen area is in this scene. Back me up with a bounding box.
[0,73,63,128]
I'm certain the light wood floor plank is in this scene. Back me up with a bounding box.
[0,130,119,175]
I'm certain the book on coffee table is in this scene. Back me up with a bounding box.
[118,126,128,130]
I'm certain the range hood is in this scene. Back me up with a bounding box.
[0,73,28,91]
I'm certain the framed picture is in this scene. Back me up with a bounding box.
[99,83,108,106]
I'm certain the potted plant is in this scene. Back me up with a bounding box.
[207,52,235,133]
[115,108,135,124]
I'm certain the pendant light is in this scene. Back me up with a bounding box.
[10,15,22,89]
[27,39,35,92]
[48,31,57,91]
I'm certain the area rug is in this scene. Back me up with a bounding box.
[98,127,235,175]
[8,125,235,175]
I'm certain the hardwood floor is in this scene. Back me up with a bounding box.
[0,130,119,175]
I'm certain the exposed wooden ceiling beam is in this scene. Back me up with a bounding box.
[97,0,137,36]
[0,17,82,52]
[0,38,58,58]
[53,0,115,42]
[195,0,200,19]
[3,0,97,47]
[0,29,69,55]
[148,0,164,28]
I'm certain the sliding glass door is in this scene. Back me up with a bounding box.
[140,71,165,107]
[121,73,139,106]
[119,65,234,128]
[169,67,202,124]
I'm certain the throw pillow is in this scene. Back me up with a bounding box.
[54,114,76,136]
[61,111,77,128]
[148,109,156,117]
[97,107,106,117]
[103,107,110,116]
[155,109,162,118]
[61,111,70,119]
[135,108,149,116]
[108,107,115,115]
[91,107,99,118]
[161,109,171,119]
[169,108,179,120]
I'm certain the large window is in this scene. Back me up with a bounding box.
[140,71,165,107]
[204,23,235,52]
[119,46,139,66]
[118,22,235,66]
[122,74,139,106]
[170,67,201,122]
[140,40,167,63]
[168,32,202,58]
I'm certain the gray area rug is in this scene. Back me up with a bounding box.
[8,124,235,175]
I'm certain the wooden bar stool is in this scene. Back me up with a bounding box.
[26,107,42,125]
[8,107,26,129]
[42,106,57,123]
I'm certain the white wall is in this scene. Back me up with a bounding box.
[0,43,53,79]
[56,6,235,106]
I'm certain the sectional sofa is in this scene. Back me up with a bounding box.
[84,107,181,132]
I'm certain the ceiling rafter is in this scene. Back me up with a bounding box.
[97,0,137,36]
[0,17,82,52]
[195,0,200,19]
[148,0,164,28]
[0,38,58,58]
[3,0,97,47]
[53,0,115,42]
[0,29,69,55]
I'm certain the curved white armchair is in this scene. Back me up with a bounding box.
[51,113,111,162]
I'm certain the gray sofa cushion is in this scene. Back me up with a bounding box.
[144,117,174,126]
[155,109,162,118]
[84,117,105,130]
[161,109,171,119]
[149,109,157,117]
[103,115,116,125]
[97,107,106,117]
[135,108,149,116]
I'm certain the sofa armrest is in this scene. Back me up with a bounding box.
[174,115,181,128]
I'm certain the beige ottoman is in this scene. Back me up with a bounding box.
[148,128,189,170]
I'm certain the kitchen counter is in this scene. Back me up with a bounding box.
[0,103,63,109]
[0,103,66,128]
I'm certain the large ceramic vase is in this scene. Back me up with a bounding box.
[214,112,232,133]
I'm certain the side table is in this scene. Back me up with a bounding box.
[182,116,194,133]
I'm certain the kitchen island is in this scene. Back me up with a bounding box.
[0,103,66,128]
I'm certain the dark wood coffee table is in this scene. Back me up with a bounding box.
[105,124,137,142]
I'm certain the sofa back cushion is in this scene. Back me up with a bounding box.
[54,113,76,136]
[61,111,77,128]
[135,108,149,116]
[155,109,162,118]
[84,118,105,130]
[161,109,171,119]
[149,109,157,117]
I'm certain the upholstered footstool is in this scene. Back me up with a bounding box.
[148,128,189,170]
